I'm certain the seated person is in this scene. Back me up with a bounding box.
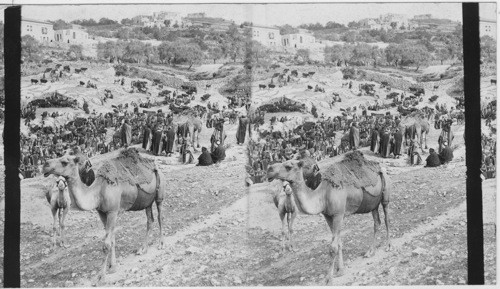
[197,147,213,166]
[425,148,441,167]
[211,140,226,164]
[438,141,454,164]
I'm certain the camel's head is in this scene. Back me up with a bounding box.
[56,176,68,191]
[267,160,304,184]
[42,155,81,178]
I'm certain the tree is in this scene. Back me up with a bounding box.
[68,45,83,60]
[296,49,310,63]
[157,42,176,64]
[325,21,345,29]
[144,43,159,64]
[325,44,353,66]
[208,46,223,64]
[279,24,299,35]
[481,35,496,63]
[246,40,268,66]
[97,40,125,63]
[180,43,204,69]
[341,31,359,43]
[124,40,147,63]
[347,21,361,29]
[98,18,118,25]
[390,22,398,29]
[21,35,41,62]
[121,18,134,26]
[436,48,450,65]
[226,24,245,63]
[52,19,72,30]
[351,43,372,66]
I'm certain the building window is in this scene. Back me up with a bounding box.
[269,32,274,39]
[300,36,303,43]
[42,27,48,34]
[73,32,76,39]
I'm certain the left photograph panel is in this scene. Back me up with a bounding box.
[19,4,251,287]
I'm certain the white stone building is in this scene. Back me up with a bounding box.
[21,18,54,43]
[480,17,496,39]
[247,25,281,48]
[281,29,316,49]
[54,24,90,45]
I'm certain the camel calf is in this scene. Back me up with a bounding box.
[46,176,70,248]
[273,181,297,252]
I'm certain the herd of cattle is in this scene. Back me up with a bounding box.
[30,65,88,85]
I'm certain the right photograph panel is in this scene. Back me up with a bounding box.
[245,2,494,285]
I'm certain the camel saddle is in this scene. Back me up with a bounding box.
[323,151,382,191]
[97,148,156,187]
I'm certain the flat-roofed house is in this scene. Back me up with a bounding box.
[21,18,54,43]
[480,17,496,39]
[247,24,281,48]
[281,29,315,49]
[54,24,90,44]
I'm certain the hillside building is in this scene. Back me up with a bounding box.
[281,29,315,49]
[480,17,496,39]
[21,18,54,43]
[247,25,281,48]
[54,24,90,44]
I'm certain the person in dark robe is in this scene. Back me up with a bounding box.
[164,125,176,156]
[120,119,132,148]
[379,128,391,158]
[370,127,379,153]
[438,123,454,153]
[349,122,360,150]
[393,127,404,158]
[439,142,454,164]
[236,115,249,145]
[151,125,164,156]
[197,147,214,166]
[425,148,441,167]
[142,124,151,150]
[211,140,226,164]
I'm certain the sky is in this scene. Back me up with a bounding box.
[17,3,469,27]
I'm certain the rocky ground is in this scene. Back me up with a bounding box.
[15,63,497,287]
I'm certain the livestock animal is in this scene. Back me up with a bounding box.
[206,84,212,89]
[42,151,166,283]
[46,176,70,249]
[80,67,88,72]
[491,79,497,85]
[302,73,309,78]
[307,85,313,90]
[291,70,298,77]
[79,81,85,86]
[267,153,391,283]
[40,79,48,84]
[74,69,81,74]
[433,85,440,91]
[268,84,276,89]
[273,181,297,252]
[308,72,316,76]
[273,72,280,78]
[31,79,39,85]
[259,84,267,89]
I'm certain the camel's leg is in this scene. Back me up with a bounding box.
[279,211,287,253]
[324,214,345,285]
[51,207,58,249]
[365,207,381,257]
[59,206,69,248]
[108,231,117,273]
[382,203,392,252]
[97,211,116,284]
[156,201,165,250]
[137,206,154,255]
[288,210,297,252]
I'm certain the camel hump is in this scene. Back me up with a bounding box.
[97,148,157,186]
[323,151,382,189]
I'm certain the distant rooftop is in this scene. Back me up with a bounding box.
[245,24,280,30]
[22,18,52,25]
[480,17,497,23]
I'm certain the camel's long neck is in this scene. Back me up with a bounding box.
[66,169,102,211]
[289,174,325,215]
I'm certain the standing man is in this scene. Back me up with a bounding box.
[121,119,132,148]
[164,125,176,157]
[349,122,360,150]
[236,114,249,145]
[393,127,404,158]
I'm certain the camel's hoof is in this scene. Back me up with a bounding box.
[336,268,345,277]
[108,265,117,274]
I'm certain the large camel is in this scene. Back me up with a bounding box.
[42,151,166,283]
[404,117,430,151]
[175,117,203,149]
[266,157,391,284]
